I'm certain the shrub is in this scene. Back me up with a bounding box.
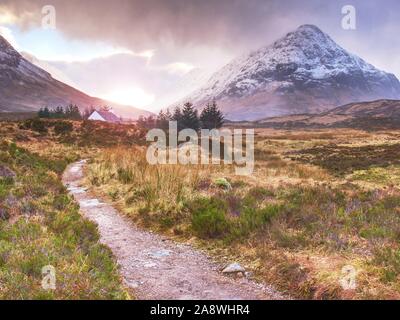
[240,204,282,233]
[190,197,230,238]
[247,186,274,200]
[373,247,400,282]
[214,177,232,190]
[54,121,73,135]
[18,118,48,134]
[117,167,134,184]
[30,119,48,134]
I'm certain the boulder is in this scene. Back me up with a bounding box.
[222,262,245,275]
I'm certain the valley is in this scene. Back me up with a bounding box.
[84,125,400,299]
[1,111,400,300]
[1,2,399,302]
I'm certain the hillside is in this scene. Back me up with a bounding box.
[0,35,152,119]
[254,99,400,129]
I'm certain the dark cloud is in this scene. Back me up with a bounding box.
[0,1,395,48]
[1,0,399,74]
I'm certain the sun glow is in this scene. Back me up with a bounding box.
[0,9,17,25]
[102,87,155,108]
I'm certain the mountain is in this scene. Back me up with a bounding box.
[22,51,213,111]
[21,52,78,88]
[0,35,152,119]
[182,25,400,121]
[248,99,400,129]
[155,67,212,108]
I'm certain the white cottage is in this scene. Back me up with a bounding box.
[88,109,121,123]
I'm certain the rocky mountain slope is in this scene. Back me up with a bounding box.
[0,35,152,119]
[183,25,400,121]
[248,99,400,129]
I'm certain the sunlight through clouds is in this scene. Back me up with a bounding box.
[0,7,17,25]
[163,62,195,75]
[101,87,155,108]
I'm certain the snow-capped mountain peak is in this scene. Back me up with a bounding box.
[184,24,400,121]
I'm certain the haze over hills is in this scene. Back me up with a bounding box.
[0,35,153,119]
[182,25,400,121]
[233,99,400,129]
[3,24,400,122]
[20,51,214,112]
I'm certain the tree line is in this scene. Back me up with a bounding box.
[36,101,224,130]
[38,104,82,120]
[138,101,224,131]
[37,105,113,121]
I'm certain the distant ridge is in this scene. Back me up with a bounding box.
[235,99,400,129]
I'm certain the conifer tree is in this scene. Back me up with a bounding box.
[172,106,183,130]
[156,109,169,130]
[180,102,200,131]
[200,101,224,129]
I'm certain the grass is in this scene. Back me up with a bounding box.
[0,121,135,300]
[349,166,400,188]
[84,127,400,299]
[288,142,400,176]
[86,146,210,229]
[6,117,399,300]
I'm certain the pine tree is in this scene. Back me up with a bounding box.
[165,108,172,122]
[172,107,182,121]
[38,107,50,118]
[180,102,200,131]
[83,106,96,120]
[66,104,81,120]
[172,106,183,130]
[137,115,146,128]
[53,106,64,119]
[200,101,224,129]
[43,107,50,118]
[156,109,169,130]
[146,115,157,128]
[138,115,157,129]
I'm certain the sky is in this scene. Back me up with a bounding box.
[0,0,399,111]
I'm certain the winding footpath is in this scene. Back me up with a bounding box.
[63,160,284,300]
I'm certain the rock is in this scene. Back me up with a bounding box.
[126,280,143,288]
[148,249,171,259]
[80,198,103,208]
[222,263,245,275]
[0,165,16,180]
[143,262,158,268]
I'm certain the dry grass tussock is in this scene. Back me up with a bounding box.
[85,128,400,299]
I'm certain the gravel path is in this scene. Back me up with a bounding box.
[63,160,284,300]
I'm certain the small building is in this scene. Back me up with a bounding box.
[88,109,121,123]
